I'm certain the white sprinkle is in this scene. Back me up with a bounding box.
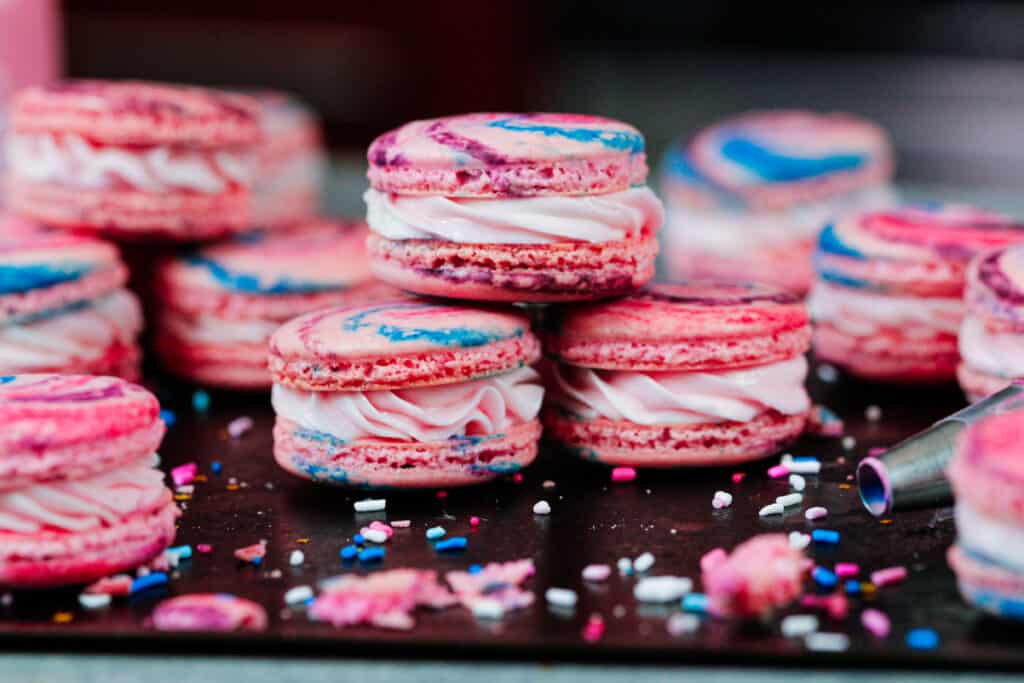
[776,493,803,507]
[533,500,551,515]
[78,593,111,610]
[712,490,733,509]
[426,526,446,540]
[391,520,411,528]
[175,485,194,494]
[842,436,856,451]
[289,550,305,567]
[667,613,701,635]
[865,405,882,422]
[789,531,812,550]
[471,598,505,620]
[787,460,822,474]
[759,503,784,517]
[633,552,655,573]
[805,631,851,652]
[362,529,389,544]
[816,363,839,383]
[582,564,612,582]
[0,593,11,607]
[354,498,386,513]
[284,585,314,605]
[789,474,806,492]
[781,614,819,638]
[780,453,794,465]
[633,576,693,603]
[617,557,633,575]
[805,506,828,520]
[545,587,578,608]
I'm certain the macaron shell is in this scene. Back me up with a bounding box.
[957,362,1013,404]
[664,238,815,297]
[948,545,1024,620]
[155,334,270,390]
[948,405,1024,525]
[813,322,959,382]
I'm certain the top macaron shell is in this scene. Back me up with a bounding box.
[948,400,1024,524]
[367,113,648,197]
[966,245,1024,329]
[13,80,261,147]
[543,281,811,371]
[269,301,541,392]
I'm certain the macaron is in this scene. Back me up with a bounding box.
[948,405,1024,619]
[152,593,268,632]
[6,80,260,241]
[809,203,1024,382]
[0,374,177,588]
[542,281,812,467]
[251,91,327,229]
[268,300,544,487]
[660,110,895,295]
[958,245,1024,401]
[0,219,143,378]
[155,220,397,389]
[364,112,664,302]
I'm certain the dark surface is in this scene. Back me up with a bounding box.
[2,368,1023,669]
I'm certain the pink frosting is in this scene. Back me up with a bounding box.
[702,534,805,618]
[549,357,809,424]
[809,281,962,337]
[0,454,168,533]
[364,186,663,244]
[271,366,542,442]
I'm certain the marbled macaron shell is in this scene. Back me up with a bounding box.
[967,245,1024,329]
[948,401,1024,524]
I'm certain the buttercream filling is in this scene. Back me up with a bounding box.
[809,281,962,338]
[956,501,1024,573]
[163,310,279,346]
[959,314,1024,378]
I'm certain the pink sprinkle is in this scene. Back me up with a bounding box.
[861,608,891,638]
[390,520,411,528]
[233,541,266,563]
[700,547,728,573]
[805,506,828,520]
[470,516,481,527]
[84,574,133,596]
[801,593,848,620]
[196,544,213,554]
[227,416,254,438]
[611,467,637,483]
[870,566,907,587]
[731,472,745,484]
[368,520,394,538]
[512,473,524,484]
[171,463,197,487]
[767,464,790,479]
[835,562,860,579]
[582,614,605,642]
[868,447,887,457]
[436,490,448,500]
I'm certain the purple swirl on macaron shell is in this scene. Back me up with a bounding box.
[637,281,801,307]
[967,245,1024,327]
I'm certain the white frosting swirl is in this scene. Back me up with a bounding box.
[956,500,1024,572]
[0,454,168,533]
[809,282,962,338]
[163,311,279,346]
[272,367,543,442]
[549,356,809,424]
[0,289,141,371]
[364,186,663,244]
[959,314,1024,378]
[8,132,253,193]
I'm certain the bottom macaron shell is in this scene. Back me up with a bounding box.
[948,545,1024,620]
[273,417,541,488]
[543,408,807,467]
[20,340,142,383]
[155,335,269,390]
[664,238,814,297]
[367,235,658,302]
[957,363,1014,404]
[0,499,178,588]
[813,322,959,382]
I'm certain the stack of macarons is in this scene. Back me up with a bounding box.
[0,216,143,378]
[363,112,664,302]
[959,245,1024,401]
[155,220,396,389]
[810,203,1024,382]
[661,110,895,295]
[0,374,177,588]
[268,300,544,487]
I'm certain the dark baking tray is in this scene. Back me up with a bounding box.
[2,368,1022,670]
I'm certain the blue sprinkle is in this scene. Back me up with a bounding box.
[468,564,482,575]
[353,534,365,545]
[906,628,940,650]
[358,547,386,563]
[845,580,861,595]
[131,572,168,594]
[160,409,176,426]
[192,390,210,413]
[426,526,446,540]
[340,545,359,560]
[167,545,192,561]
[812,529,841,544]
[434,537,468,552]
[793,456,819,463]
[251,556,262,567]
[682,593,709,613]
[813,567,838,589]
[211,461,222,474]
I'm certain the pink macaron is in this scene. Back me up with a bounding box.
[6,80,260,241]
[810,203,1024,383]
[151,593,268,632]
[0,218,142,379]
[155,220,398,389]
[542,281,811,467]
[364,113,664,302]
[0,374,177,588]
[660,110,895,295]
[268,300,544,488]
[958,246,1024,401]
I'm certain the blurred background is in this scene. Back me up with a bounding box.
[5,0,1024,213]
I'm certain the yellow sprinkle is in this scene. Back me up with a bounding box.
[838,483,852,490]
[296,538,311,545]
[53,611,73,623]
[174,494,192,501]
[861,582,877,594]
[226,484,239,491]
[880,518,893,525]
[194,475,208,483]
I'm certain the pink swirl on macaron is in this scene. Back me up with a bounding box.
[548,356,809,424]
[809,281,962,338]
[958,314,1024,379]
[272,366,543,442]
[364,186,663,244]
[967,245,1024,328]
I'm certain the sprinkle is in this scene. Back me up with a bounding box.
[681,593,708,613]
[468,564,482,574]
[357,547,385,563]
[354,498,386,513]
[805,506,828,520]
[362,529,389,544]
[871,566,908,587]
[391,520,411,528]
[781,614,819,638]
[533,500,551,515]
[835,562,859,578]
[861,582,877,595]
[611,467,637,483]
[284,585,314,605]
[434,537,468,552]
[228,416,254,438]
[862,608,891,638]
[367,520,393,538]
[353,534,365,545]
[289,550,305,567]
[699,548,727,573]
[160,409,176,426]
[842,436,856,450]
[617,557,633,575]
[192,390,211,413]
[634,576,692,603]
[787,459,822,475]
[225,484,239,491]
[84,575,132,596]
[813,566,838,589]
[845,580,861,595]
[633,552,655,573]
[789,474,806,492]
[170,463,197,487]
[582,564,612,582]
[906,628,940,650]
[435,490,448,500]
[197,543,213,554]
[865,405,882,421]
[167,545,192,562]
[542,480,556,489]
[234,541,267,563]
[805,632,850,652]
[801,593,849,620]
[131,572,168,594]
[759,502,784,517]
[471,598,505,620]
[53,611,74,624]
[175,485,194,494]
[712,491,733,509]
[173,494,192,502]
[789,532,811,550]
[296,538,310,544]
[812,529,840,544]
[470,516,481,527]
[512,473,524,484]
[816,363,839,383]
[768,464,790,479]
[340,545,358,560]
[582,614,605,642]
[545,587,578,609]
[78,593,112,609]
[1,594,11,607]
[838,483,852,490]
[776,493,803,507]
[426,526,446,540]
[731,472,745,484]
[667,613,700,635]
[211,461,222,474]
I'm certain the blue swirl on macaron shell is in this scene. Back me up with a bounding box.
[485,117,645,155]
[341,303,524,349]
[186,254,345,295]
[0,262,95,295]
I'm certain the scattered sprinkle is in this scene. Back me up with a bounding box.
[845,580,861,595]
[533,500,551,515]
[192,390,210,413]
[776,493,803,508]
[391,520,411,528]
[289,550,305,567]
[731,472,746,484]
[340,545,359,561]
[166,545,193,565]
[906,628,940,650]
[362,529,389,544]
[806,631,850,652]
[470,516,481,527]
[813,566,838,589]
[159,409,176,426]
[234,542,267,564]
[842,436,856,450]
[781,614,819,638]
[865,405,882,421]
[53,611,74,624]
[284,585,314,605]
[767,464,790,479]
[681,592,708,613]
[712,490,733,509]
[197,544,213,554]
[170,463,197,487]
[789,474,806,492]
[211,461,222,474]
[512,473,524,484]
[78,593,112,609]
[633,552,655,573]
[789,531,811,550]
[759,502,784,517]
[787,459,822,475]
[811,529,840,544]
[426,526,446,540]
[434,537,468,553]
[871,566,908,587]
[835,563,859,578]
[862,608,891,638]
[582,613,605,642]
[227,416,254,438]
[611,467,637,483]
[838,483,852,490]
[805,506,828,520]
[131,572,168,595]
[667,612,700,635]
[582,564,612,582]
[816,363,839,383]
[357,547,385,563]
[634,576,692,603]
[354,498,386,513]
[542,480,556,489]
[296,538,310,544]
[84,575,132,596]
[617,557,633,575]
[545,587,578,609]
